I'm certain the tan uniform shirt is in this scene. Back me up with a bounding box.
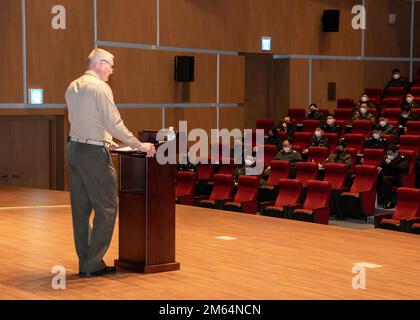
[65,70,142,149]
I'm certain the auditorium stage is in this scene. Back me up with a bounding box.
[0,186,419,300]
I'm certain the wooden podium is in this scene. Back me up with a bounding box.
[111,149,180,273]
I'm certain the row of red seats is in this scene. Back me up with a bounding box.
[176,164,380,222]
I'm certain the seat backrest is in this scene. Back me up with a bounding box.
[288,108,306,123]
[264,144,278,166]
[343,134,365,154]
[364,88,382,98]
[406,121,420,135]
[384,86,405,98]
[295,162,318,187]
[363,148,385,166]
[266,160,291,186]
[319,109,331,118]
[383,108,402,121]
[393,188,420,221]
[399,150,416,174]
[218,160,238,175]
[399,135,420,156]
[352,120,372,134]
[197,163,215,181]
[413,108,420,117]
[303,180,331,209]
[334,108,353,121]
[308,147,329,164]
[293,132,313,152]
[275,179,303,207]
[350,165,377,193]
[256,119,275,136]
[337,98,355,109]
[323,163,348,189]
[176,171,196,197]
[410,86,420,96]
[382,98,402,109]
[209,174,234,201]
[302,120,321,132]
[234,175,259,202]
[323,133,338,152]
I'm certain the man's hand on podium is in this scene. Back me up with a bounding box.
[140,142,156,158]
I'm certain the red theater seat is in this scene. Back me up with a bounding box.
[382,98,402,109]
[375,188,420,232]
[258,160,291,203]
[302,120,321,133]
[290,180,331,224]
[323,163,348,190]
[399,135,420,157]
[410,86,420,96]
[334,109,353,121]
[308,147,329,164]
[261,179,303,218]
[323,133,338,152]
[288,108,306,123]
[176,171,196,206]
[198,174,234,209]
[256,119,275,136]
[351,120,372,134]
[264,144,277,167]
[343,134,365,154]
[364,88,382,104]
[295,162,318,187]
[399,150,417,188]
[362,149,385,167]
[339,165,378,218]
[337,98,355,109]
[406,121,420,136]
[293,132,313,153]
[383,108,402,121]
[223,175,259,214]
[384,87,405,99]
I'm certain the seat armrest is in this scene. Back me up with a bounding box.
[258,201,275,213]
[285,204,303,211]
[401,218,420,232]
[374,213,394,227]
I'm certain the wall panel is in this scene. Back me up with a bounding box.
[97,0,156,44]
[219,55,245,103]
[26,0,93,103]
[0,0,23,103]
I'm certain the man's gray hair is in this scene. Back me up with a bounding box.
[88,48,114,66]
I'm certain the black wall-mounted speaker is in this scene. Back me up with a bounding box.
[174,56,195,82]
[322,10,340,32]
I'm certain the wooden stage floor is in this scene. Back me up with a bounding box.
[1,186,420,300]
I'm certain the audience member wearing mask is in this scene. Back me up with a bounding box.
[402,93,419,110]
[233,155,261,183]
[377,145,409,209]
[364,129,388,150]
[270,116,295,144]
[352,102,376,125]
[323,139,352,166]
[273,140,303,165]
[322,116,341,134]
[303,128,329,154]
[375,117,397,136]
[399,106,419,131]
[354,94,375,112]
[306,104,325,122]
[384,68,409,91]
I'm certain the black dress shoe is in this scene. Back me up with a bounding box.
[79,266,117,278]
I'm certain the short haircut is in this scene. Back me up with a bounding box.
[88,48,114,66]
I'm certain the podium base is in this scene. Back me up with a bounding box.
[115,259,180,274]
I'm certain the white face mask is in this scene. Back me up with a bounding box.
[393,74,400,80]
[360,108,367,114]
[327,119,335,125]
[283,147,291,153]
[407,97,413,103]
[387,154,396,161]
[361,97,368,102]
[245,158,254,166]
[373,133,380,140]
[379,121,387,127]
[402,113,409,118]
[282,123,288,128]
[315,131,322,138]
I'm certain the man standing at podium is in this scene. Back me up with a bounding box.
[65,48,156,278]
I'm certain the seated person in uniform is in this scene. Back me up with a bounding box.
[233,155,263,184]
[375,116,397,136]
[352,102,376,125]
[263,140,303,179]
[402,93,420,110]
[322,115,341,134]
[353,93,375,112]
[306,103,325,122]
[302,127,329,154]
[384,68,409,91]
[399,105,420,132]
[321,139,352,167]
[364,129,388,150]
[377,145,409,209]
[269,116,294,144]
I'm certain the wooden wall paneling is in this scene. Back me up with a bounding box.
[311,60,364,111]
[26,0,93,103]
[97,0,156,44]
[219,55,245,103]
[288,59,310,109]
[365,0,411,57]
[118,108,163,135]
[0,0,23,102]
[364,61,410,89]
[0,109,65,117]
[414,3,420,58]
[219,107,245,132]
[271,59,291,122]
[103,47,217,104]
[413,62,420,79]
